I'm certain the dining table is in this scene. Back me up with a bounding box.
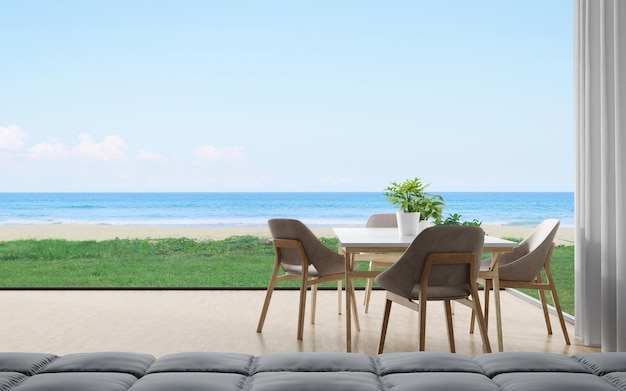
[333,227,519,352]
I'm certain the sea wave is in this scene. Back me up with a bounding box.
[0,192,575,228]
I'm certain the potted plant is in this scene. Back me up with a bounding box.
[384,177,445,235]
[438,213,482,227]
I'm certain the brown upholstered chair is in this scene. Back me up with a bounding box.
[376,225,491,353]
[256,218,358,340]
[351,213,400,313]
[470,218,570,350]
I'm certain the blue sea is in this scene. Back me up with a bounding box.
[0,192,574,228]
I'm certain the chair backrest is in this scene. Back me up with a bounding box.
[498,219,560,282]
[366,213,398,228]
[374,225,484,299]
[267,218,344,276]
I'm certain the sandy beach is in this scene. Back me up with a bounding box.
[0,224,574,245]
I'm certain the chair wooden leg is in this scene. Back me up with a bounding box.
[483,279,491,329]
[378,298,392,354]
[466,274,497,350]
[311,285,317,325]
[550,287,572,345]
[491,276,503,352]
[470,279,490,334]
[539,288,553,334]
[349,282,361,332]
[535,273,553,335]
[364,261,374,313]
[256,263,281,333]
[469,282,492,353]
[418,297,427,351]
[337,280,342,315]
[470,280,491,334]
[545,266,571,345]
[444,300,455,353]
[297,275,308,340]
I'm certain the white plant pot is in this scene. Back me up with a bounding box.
[418,219,434,234]
[396,211,420,236]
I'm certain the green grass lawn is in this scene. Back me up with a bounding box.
[0,235,575,315]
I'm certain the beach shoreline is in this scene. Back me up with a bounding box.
[0,224,575,245]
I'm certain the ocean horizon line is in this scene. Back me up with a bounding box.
[0,221,575,229]
[0,192,575,229]
[0,191,574,194]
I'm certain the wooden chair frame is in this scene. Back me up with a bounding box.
[356,213,400,313]
[378,252,491,354]
[257,238,359,340]
[352,252,399,313]
[469,243,571,349]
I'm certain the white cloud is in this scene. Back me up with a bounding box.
[136,150,164,161]
[26,139,69,160]
[72,133,129,162]
[0,124,28,151]
[193,145,246,162]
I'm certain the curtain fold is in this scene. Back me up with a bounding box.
[574,0,626,352]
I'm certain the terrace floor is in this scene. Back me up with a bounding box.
[0,288,598,357]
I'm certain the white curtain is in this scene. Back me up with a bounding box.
[574,0,626,352]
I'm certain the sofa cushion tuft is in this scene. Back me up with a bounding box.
[147,352,254,375]
[40,352,155,378]
[251,352,376,374]
[603,372,626,391]
[376,352,484,376]
[383,372,501,391]
[130,372,248,391]
[249,372,382,391]
[572,353,626,376]
[475,352,589,377]
[0,353,58,376]
[493,372,618,391]
[0,373,27,391]
[11,373,137,391]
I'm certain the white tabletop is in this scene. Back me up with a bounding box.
[333,227,518,249]
[333,227,414,247]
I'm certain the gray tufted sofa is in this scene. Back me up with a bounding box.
[0,351,625,390]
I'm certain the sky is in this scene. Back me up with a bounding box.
[0,1,574,193]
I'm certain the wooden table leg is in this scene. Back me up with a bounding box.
[493,271,503,352]
[490,252,504,352]
[345,251,352,352]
